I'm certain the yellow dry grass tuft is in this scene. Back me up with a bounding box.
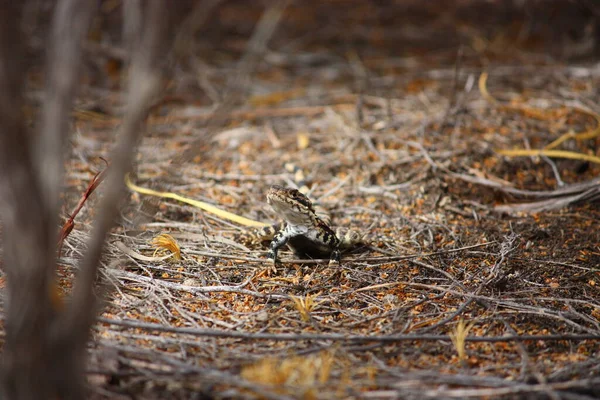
[289,293,321,322]
[449,318,476,363]
[151,233,181,261]
[241,351,335,398]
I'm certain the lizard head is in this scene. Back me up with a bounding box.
[267,185,316,226]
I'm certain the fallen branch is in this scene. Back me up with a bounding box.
[98,317,600,343]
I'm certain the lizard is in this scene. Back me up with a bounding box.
[236,164,363,267]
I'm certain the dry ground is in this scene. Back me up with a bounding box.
[49,1,600,399]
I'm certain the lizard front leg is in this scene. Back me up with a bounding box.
[266,230,290,273]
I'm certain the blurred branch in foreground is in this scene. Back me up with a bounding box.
[0,0,180,398]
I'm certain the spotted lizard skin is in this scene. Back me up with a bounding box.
[236,165,362,265]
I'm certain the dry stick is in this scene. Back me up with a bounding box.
[64,0,167,364]
[448,165,600,213]
[348,280,598,334]
[0,4,57,399]
[440,44,463,126]
[36,0,95,244]
[541,154,565,187]
[405,260,476,333]
[498,317,561,400]
[94,341,295,400]
[416,378,600,399]
[239,0,289,68]
[121,0,141,54]
[174,0,224,56]
[375,238,513,336]
[176,0,290,164]
[415,233,592,337]
[0,2,96,399]
[548,357,600,382]
[58,163,108,255]
[112,269,282,300]
[449,171,600,198]
[387,370,587,390]
[217,0,289,117]
[97,317,600,343]
[494,186,600,213]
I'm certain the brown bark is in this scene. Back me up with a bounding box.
[0,1,175,398]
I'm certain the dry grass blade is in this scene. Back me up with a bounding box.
[543,107,600,149]
[125,174,268,227]
[496,148,600,165]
